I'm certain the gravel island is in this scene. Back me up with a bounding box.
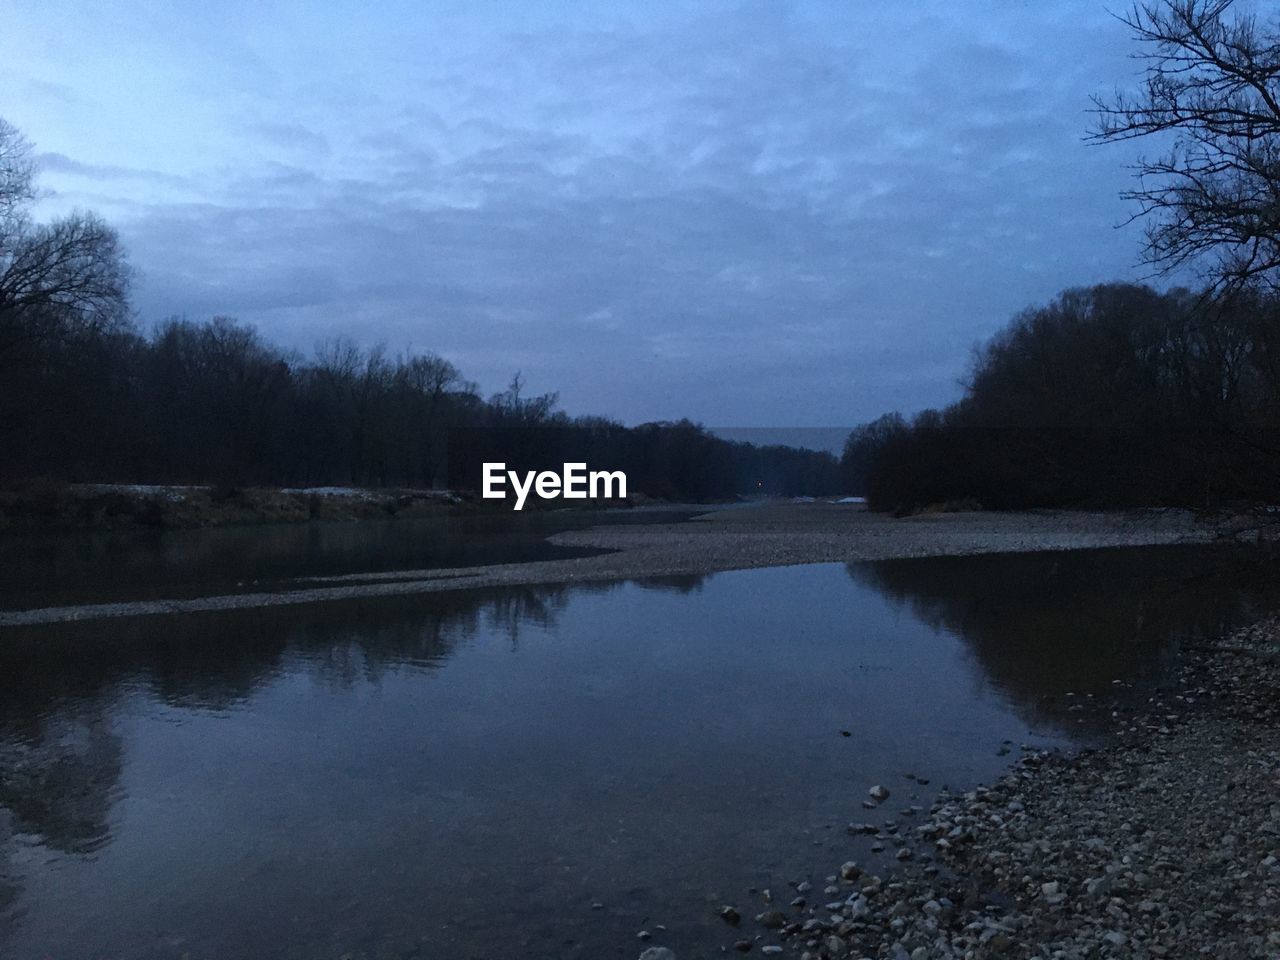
[0,503,1226,626]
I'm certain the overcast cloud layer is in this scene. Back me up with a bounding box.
[3,1,1179,426]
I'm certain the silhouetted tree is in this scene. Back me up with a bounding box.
[850,283,1280,511]
[0,118,846,502]
[1091,1,1280,291]
[0,119,132,479]
[0,121,130,363]
[841,413,907,495]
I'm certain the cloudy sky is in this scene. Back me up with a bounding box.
[2,1,1181,427]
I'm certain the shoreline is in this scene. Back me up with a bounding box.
[4,500,1277,957]
[0,504,1234,627]
[695,618,1280,960]
[0,481,702,531]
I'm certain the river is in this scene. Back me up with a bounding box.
[0,523,1276,959]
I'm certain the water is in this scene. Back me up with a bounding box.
[0,542,1276,959]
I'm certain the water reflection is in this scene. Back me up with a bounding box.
[846,544,1280,731]
[0,693,126,944]
[3,585,587,711]
[0,707,122,857]
[0,544,1275,959]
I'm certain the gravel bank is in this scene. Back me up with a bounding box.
[0,505,1224,626]
[699,618,1280,960]
[548,503,1217,570]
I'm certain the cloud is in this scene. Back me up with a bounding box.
[3,0,1177,426]
[37,152,191,187]
[247,121,332,157]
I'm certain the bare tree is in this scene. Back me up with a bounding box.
[1091,1,1280,292]
[0,119,36,258]
[0,119,131,362]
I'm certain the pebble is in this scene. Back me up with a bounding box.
[697,619,1280,960]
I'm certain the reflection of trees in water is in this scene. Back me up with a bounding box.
[0,570,714,934]
[633,574,707,595]
[0,576,708,857]
[3,583,595,710]
[478,576,708,649]
[0,580,600,943]
[484,585,580,650]
[0,698,124,941]
[846,544,1280,732]
[0,705,122,855]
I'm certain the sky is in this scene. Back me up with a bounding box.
[2,0,1186,428]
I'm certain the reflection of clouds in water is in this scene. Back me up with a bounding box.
[0,574,718,857]
[0,554,1268,959]
[845,545,1280,734]
[0,582,599,946]
[0,576,718,864]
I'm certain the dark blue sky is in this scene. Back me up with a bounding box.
[3,1,1186,426]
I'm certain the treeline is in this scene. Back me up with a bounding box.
[842,283,1280,511]
[0,116,841,502]
[0,313,840,500]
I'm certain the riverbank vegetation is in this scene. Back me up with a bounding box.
[0,121,838,505]
[0,306,840,501]
[844,0,1280,513]
[841,283,1280,511]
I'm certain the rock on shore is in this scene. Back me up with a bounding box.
[711,618,1280,959]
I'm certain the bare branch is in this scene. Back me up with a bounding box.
[1091,1,1280,292]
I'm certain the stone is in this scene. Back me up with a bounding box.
[755,910,788,929]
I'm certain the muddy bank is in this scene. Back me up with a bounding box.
[702,619,1280,960]
[0,504,1237,626]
